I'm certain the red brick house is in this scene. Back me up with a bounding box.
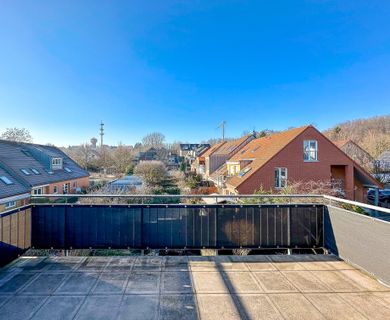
[225,126,381,201]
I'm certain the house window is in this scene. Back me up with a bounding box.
[63,184,69,194]
[53,186,58,193]
[33,188,43,195]
[5,201,16,209]
[275,168,288,188]
[304,140,318,161]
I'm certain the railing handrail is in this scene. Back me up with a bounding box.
[323,195,390,214]
[30,194,324,198]
[28,193,390,215]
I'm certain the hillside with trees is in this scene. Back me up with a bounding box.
[324,114,390,159]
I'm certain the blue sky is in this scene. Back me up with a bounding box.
[1,1,390,146]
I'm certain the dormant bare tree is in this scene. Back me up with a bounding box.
[142,132,165,148]
[1,128,33,143]
[111,144,133,174]
[134,161,167,186]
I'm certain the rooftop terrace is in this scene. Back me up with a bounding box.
[0,254,389,320]
[1,194,390,319]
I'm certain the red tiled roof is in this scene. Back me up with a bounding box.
[226,126,310,188]
[202,141,226,158]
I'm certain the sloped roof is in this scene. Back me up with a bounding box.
[0,140,89,188]
[202,141,226,158]
[0,164,30,199]
[213,135,253,156]
[210,164,228,181]
[227,126,310,188]
[333,140,349,149]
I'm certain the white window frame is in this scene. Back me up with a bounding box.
[275,167,288,188]
[303,140,318,162]
[63,184,69,194]
[51,157,63,169]
[33,188,43,195]
[5,201,16,209]
[53,186,58,194]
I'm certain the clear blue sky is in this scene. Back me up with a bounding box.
[1,1,390,146]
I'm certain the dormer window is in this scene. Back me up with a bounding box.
[304,140,318,161]
[51,157,63,170]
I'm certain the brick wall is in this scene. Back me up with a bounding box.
[235,127,360,199]
[47,176,89,194]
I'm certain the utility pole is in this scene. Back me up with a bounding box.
[218,121,226,141]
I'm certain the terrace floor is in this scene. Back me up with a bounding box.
[0,254,390,320]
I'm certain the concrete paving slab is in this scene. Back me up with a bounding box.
[246,262,276,271]
[310,270,364,292]
[197,294,241,320]
[0,273,37,293]
[189,261,218,272]
[192,271,229,293]
[160,294,198,320]
[75,295,122,320]
[163,256,189,271]
[229,255,271,262]
[0,254,388,319]
[234,294,283,320]
[31,295,85,320]
[373,292,390,305]
[218,262,249,272]
[21,273,67,294]
[162,271,193,293]
[0,295,47,320]
[101,257,134,272]
[117,295,158,320]
[340,270,390,291]
[222,272,263,293]
[268,255,307,270]
[93,273,128,294]
[77,257,108,271]
[269,293,325,320]
[56,272,99,294]
[305,293,367,320]
[253,271,298,293]
[339,293,390,320]
[281,271,331,292]
[126,271,160,294]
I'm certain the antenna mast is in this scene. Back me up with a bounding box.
[100,122,104,148]
[218,121,226,141]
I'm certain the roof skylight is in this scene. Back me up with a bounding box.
[64,167,72,173]
[31,168,40,175]
[238,167,252,177]
[0,176,13,185]
[21,169,31,175]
